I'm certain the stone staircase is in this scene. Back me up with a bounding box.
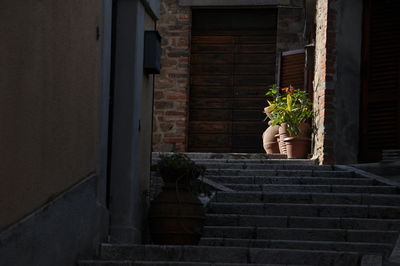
[79,153,400,266]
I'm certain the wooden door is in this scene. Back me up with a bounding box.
[189,9,277,153]
[360,0,400,162]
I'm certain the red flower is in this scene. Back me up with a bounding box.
[281,85,295,95]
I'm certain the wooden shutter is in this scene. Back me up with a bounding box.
[189,9,277,153]
[360,0,400,162]
[278,49,306,90]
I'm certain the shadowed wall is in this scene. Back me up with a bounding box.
[0,0,101,231]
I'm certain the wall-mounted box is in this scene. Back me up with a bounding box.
[144,31,161,74]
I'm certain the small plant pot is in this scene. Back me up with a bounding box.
[264,141,280,154]
[298,122,311,138]
[274,134,284,154]
[278,124,288,154]
[262,125,279,154]
[148,183,204,245]
[284,136,311,159]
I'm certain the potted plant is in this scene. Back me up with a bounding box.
[148,153,206,245]
[264,85,313,158]
[264,84,287,154]
[262,84,280,154]
[262,120,280,154]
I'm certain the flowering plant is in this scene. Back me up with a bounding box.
[264,84,313,136]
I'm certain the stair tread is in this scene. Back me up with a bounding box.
[209,202,400,208]
[205,170,353,174]
[200,237,394,246]
[215,191,400,196]
[223,183,397,193]
[207,176,371,181]
[206,213,400,221]
[199,238,394,256]
[222,184,394,188]
[100,244,360,265]
[205,214,400,228]
[208,202,400,219]
[204,225,399,232]
[202,226,398,243]
[213,191,400,206]
[80,259,311,266]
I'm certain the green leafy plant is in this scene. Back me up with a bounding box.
[156,153,206,185]
[264,85,313,136]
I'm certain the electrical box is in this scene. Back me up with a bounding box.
[144,31,161,74]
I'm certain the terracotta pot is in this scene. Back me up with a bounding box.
[278,123,288,154]
[148,183,204,245]
[262,125,279,154]
[284,136,311,159]
[264,141,279,154]
[298,122,311,138]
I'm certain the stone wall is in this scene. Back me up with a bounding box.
[312,0,363,164]
[312,0,336,164]
[153,0,191,152]
[332,0,362,164]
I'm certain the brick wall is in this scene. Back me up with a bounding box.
[153,0,191,152]
[312,0,337,164]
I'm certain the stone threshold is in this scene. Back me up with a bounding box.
[178,0,303,8]
[152,151,316,162]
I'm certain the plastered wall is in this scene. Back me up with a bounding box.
[0,0,101,230]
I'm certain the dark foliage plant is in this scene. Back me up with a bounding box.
[156,153,206,185]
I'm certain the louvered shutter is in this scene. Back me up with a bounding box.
[278,49,305,90]
[360,0,400,162]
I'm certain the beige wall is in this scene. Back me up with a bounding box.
[0,0,102,230]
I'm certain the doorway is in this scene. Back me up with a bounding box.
[360,0,400,162]
[188,9,277,153]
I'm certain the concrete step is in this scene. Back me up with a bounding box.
[205,214,400,230]
[191,158,316,165]
[152,152,291,161]
[99,244,360,266]
[207,202,400,218]
[132,263,309,266]
[202,226,398,244]
[199,238,393,256]
[213,191,400,206]
[79,261,309,266]
[205,169,355,177]
[79,262,132,266]
[198,163,333,171]
[224,184,397,194]
[207,176,374,185]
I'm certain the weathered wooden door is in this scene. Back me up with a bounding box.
[189,9,277,152]
[360,0,400,162]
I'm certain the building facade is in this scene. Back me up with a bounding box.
[152,0,400,164]
[313,0,399,164]
[153,0,310,153]
[0,0,160,265]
